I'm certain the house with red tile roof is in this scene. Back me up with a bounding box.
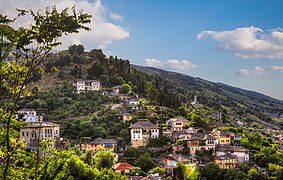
[112,162,135,174]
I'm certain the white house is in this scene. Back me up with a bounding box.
[73,80,101,93]
[166,117,188,131]
[17,108,44,122]
[129,121,160,148]
[215,145,249,163]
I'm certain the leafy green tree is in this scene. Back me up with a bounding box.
[175,162,186,180]
[269,163,283,179]
[134,153,156,173]
[0,5,91,179]
[130,167,146,176]
[94,151,114,170]
[248,167,265,180]
[199,162,223,180]
[120,83,132,94]
[149,166,167,178]
[145,82,159,104]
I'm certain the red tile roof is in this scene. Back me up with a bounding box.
[112,162,135,170]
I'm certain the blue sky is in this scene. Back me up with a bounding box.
[2,0,282,99]
[102,0,283,100]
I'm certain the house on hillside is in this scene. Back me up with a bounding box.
[166,117,188,131]
[20,121,60,150]
[117,113,133,122]
[80,137,117,152]
[215,145,249,163]
[214,153,238,169]
[185,133,216,156]
[16,108,44,122]
[129,121,160,147]
[112,162,135,174]
[213,130,232,145]
[73,79,101,93]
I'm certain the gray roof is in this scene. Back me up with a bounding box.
[89,137,116,144]
[18,108,36,112]
[25,122,59,128]
[215,153,237,160]
[129,121,160,129]
[189,133,216,140]
[213,130,231,136]
[167,117,189,123]
[216,145,249,152]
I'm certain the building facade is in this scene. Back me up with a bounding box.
[215,145,249,163]
[185,133,216,156]
[20,121,60,150]
[73,80,101,93]
[129,121,160,147]
[80,137,117,152]
[166,117,188,131]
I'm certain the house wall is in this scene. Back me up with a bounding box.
[81,143,115,152]
[20,125,59,148]
[218,136,231,145]
[150,129,159,138]
[131,139,144,148]
[214,159,237,169]
[172,121,184,131]
[215,150,249,163]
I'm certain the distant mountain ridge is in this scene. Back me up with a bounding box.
[131,65,283,125]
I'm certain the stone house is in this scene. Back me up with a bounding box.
[129,121,160,147]
[20,121,60,150]
[185,133,216,157]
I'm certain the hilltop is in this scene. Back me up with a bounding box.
[27,45,283,130]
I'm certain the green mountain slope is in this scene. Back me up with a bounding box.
[131,65,283,128]
[27,46,282,129]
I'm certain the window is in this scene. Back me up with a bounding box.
[22,132,24,137]
[27,132,29,136]
[226,139,229,142]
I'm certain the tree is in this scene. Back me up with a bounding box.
[120,83,132,94]
[175,162,186,180]
[248,167,265,180]
[149,166,167,178]
[0,6,91,179]
[134,153,156,173]
[199,162,223,180]
[94,151,115,170]
[145,82,159,104]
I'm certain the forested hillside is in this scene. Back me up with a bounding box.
[26,45,283,130]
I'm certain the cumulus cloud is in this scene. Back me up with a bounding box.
[110,12,124,21]
[145,58,162,67]
[145,58,198,70]
[0,0,129,50]
[197,26,283,59]
[238,66,265,76]
[270,66,283,72]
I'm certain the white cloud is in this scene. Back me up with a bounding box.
[270,66,283,72]
[238,66,265,76]
[197,26,283,59]
[145,58,198,70]
[164,59,198,70]
[110,12,124,21]
[0,0,129,50]
[145,58,162,67]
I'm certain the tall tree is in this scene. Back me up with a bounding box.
[0,6,91,179]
